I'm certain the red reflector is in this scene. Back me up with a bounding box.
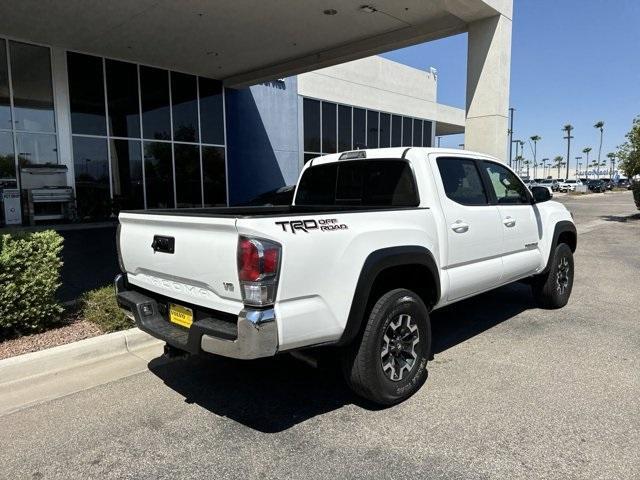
[238,238,260,281]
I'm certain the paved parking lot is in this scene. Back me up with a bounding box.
[1,192,638,480]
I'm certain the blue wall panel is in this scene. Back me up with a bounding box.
[225,77,300,205]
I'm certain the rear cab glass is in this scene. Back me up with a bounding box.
[295,160,419,207]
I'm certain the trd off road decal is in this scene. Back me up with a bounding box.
[275,218,348,234]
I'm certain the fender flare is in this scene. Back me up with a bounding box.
[337,246,440,346]
[541,220,577,274]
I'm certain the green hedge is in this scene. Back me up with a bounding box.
[632,182,640,210]
[0,230,64,336]
[80,286,133,333]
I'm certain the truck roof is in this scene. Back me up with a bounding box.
[307,147,496,167]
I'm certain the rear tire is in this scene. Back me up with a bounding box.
[532,243,574,309]
[341,288,431,406]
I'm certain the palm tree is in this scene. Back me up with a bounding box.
[594,121,605,164]
[530,135,541,166]
[590,159,601,178]
[562,124,574,179]
[582,147,592,177]
[553,155,565,179]
[523,159,531,177]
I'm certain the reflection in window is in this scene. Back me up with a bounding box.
[144,141,174,208]
[10,41,55,133]
[16,133,58,166]
[199,78,225,145]
[171,72,198,142]
[367,110,379,148]
[483,161,530,204]
[391,115,401,147]
[73,136,111,219]
[338,105,351,152]
[106,60,140,138]
[174,143,202,207]
[0,40,11,130]
[422,121,432,147]
[303,98,320,153]
[0,131,16,189]
[68,52,106,136]
[353,108,366,149]
[202,146,226,206]
[140,66,171,141]
[437,157,488,206]
[402,117,412,146]
[322,102,336,154]
[110,139,143,210]
[413,119,422,146]
[379,113,390,148]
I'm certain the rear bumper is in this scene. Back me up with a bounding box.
[115,274,278,359]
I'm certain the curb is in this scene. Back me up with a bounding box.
[0,328,162,386]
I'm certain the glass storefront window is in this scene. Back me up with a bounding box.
[338,105,352,152]
[16,133,58,166]
[9,41,55,133]
[379,113,390,148]
[0,40,11,130]
[68,52,107,136]
[144,141,174,209]
[140,66,171,141]
[199,78,224,145]
[402,117,412,146]
[106,60,140,138]
[353,108,366,149]
[303,98,320,153]
[0,131,16,189]
[422,121,432,147]
[322,102,336,153]
[174,143,201,207]
[367,110,379,148]
[110,139,143,210]
[171,72,198,142]
[73,136,110,219]
[413,119,422,147]
[391,115,401,147]
[202,146,226,206]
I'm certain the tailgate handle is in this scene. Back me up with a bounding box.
[151,235,175,254]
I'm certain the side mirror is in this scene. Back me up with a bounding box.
[531,186,552,203]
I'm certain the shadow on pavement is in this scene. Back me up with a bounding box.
[148,282,536,433]
[599,213,640,223]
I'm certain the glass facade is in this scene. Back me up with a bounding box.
[67,52,226,218]
[302,97,433,163]
[0,38,58,191]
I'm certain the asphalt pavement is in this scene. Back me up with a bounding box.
[1,191,638,480]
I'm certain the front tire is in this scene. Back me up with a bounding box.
[532,243,574,309]
[341,288,431,406]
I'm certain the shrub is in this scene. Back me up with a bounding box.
[0,230,64,337]
[632,182,640,210]
[80,286,133,332]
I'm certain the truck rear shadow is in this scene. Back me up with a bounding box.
[148,281,535,433]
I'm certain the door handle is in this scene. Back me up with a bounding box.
[451,220,469,233]
[503,216,516,228]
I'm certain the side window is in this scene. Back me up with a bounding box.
[436,157,488,206]
[482,161,530,205]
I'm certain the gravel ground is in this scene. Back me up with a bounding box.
[0,320,102,360]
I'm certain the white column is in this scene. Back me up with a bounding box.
[465,14,512,162]
[50,47,75,189]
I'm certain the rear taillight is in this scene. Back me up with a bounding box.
[237,236,281,306]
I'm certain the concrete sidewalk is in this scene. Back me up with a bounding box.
[0,328,163,416]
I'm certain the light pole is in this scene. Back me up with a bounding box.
[542,158,549,178]
[562,124,574,180]
[508,107,515,168]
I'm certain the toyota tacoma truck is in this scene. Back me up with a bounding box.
[115,148,577,405]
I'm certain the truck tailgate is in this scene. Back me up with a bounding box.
[118,212,242,314]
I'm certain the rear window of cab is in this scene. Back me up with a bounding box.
[295,160,419,207]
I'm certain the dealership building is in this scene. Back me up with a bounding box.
[0,0,511,226]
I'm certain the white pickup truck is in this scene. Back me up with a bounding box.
[115,148,577,405]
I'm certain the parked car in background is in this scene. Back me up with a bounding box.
[587,179,606,193]
[600,178,614,190]
[538,179,559,192]
[616,179,630,189]
[558,179,583,192]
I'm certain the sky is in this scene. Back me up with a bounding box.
[382,0,640,171]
